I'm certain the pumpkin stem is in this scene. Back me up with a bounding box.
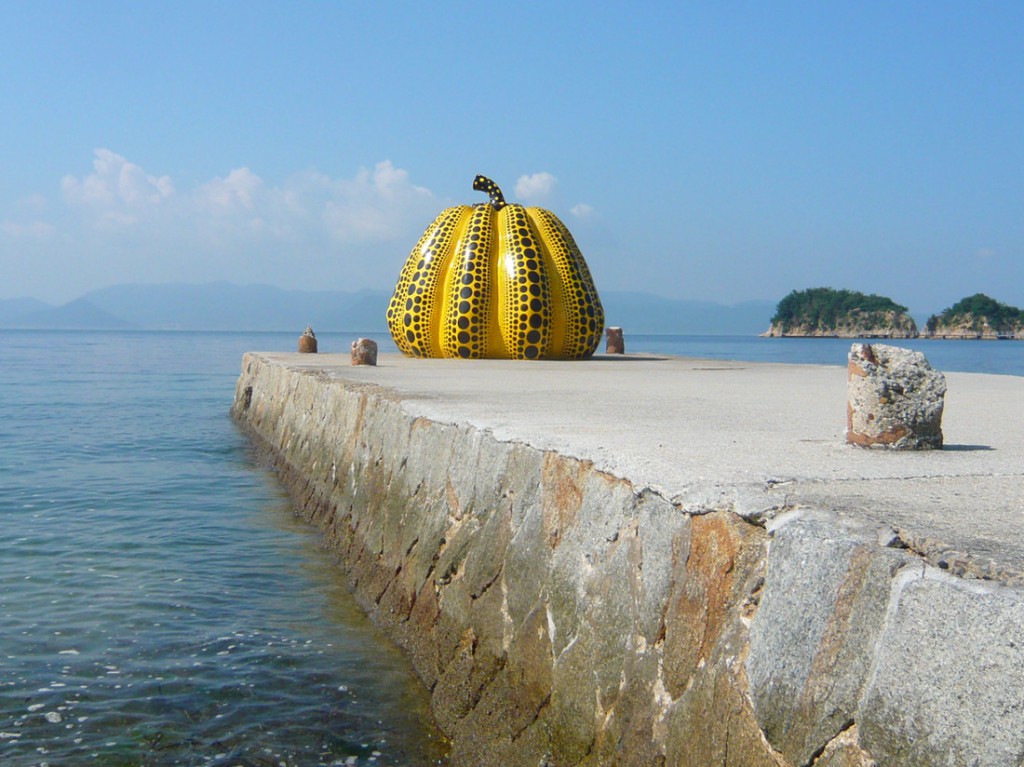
[473,175,506,211]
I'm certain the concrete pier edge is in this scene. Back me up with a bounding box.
[231,351,1024,767]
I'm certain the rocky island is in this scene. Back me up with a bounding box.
[924,293,1024,339]
[762,287,918,338]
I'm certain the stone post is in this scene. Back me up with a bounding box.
[298,326,317,353]
[351,338,378,366]
[606,327,624,354]
[846,343,946,449]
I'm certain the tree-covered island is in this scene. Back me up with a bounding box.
[763,288,918,338]
[925,294,1024,339]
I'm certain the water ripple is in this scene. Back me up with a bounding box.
[0,330,446,767]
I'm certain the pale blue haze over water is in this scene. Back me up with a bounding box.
[1,330,1020,766]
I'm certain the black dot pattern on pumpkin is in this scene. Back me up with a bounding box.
[441,204,493,359]
[471,174,506,211]
[497,203,551,359]
[386,206,466,357]
[387,176,603,360]
[528,208,604,358]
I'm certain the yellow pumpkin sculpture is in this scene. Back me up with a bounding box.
[386,175,604,360]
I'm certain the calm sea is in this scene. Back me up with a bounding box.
[625,333,1024,376]
[0,330,444,767]
[1,329,1020,767]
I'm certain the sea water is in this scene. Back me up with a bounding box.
[0,330,441,767]
[1,329,1020,766]
[625,333,1024,376]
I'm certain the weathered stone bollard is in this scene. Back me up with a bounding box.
[606,326,624,354]
[351,338,378,366]
[847,343,946,449]
[298,326,317,353]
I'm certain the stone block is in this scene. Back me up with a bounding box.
[589,649,663,767]
[298,325,317,353]
[746,511,912,766]
[606,326,624,354]
[664,512,765,698]
[847,343,945,449]
[664,664,780,767]
[633,491,682,644]
[549,630,599,763]
[432,626,496,734]
[504,603,554,732]
[351,337,378,365]
[859,568,1024,767]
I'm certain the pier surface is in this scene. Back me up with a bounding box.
[233,351,1024,767]
[255,351,1024,580]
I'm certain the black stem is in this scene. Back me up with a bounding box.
[472,175,506,210]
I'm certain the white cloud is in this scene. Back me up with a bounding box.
[515,172,557,201]
[57,152,438,246]
[366,160,430,200]
[570,203,595,219]
[62,148,174,211]
[320,161,436,242]
[197,167,263,211]
[3,150,444,301]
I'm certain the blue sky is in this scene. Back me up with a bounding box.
[2,1,1022,317]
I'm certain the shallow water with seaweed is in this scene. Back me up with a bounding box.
[0,330,442,767]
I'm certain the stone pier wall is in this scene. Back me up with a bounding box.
[231,353,1024,767]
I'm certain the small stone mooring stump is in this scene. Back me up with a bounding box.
[351,338,378,366]
[298,326,317,353]
[606,326,624,354]
[847,343,946,449]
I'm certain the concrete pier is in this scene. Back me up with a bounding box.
[232,351,1024,767]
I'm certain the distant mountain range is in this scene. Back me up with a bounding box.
[0,282,776,335]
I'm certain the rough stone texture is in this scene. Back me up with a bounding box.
[846,343,945,449]
[231,353,1024,767]
[810,725,876,766]
[924,317,1024,340]
[298,325,317,353]
[858,568,1024,767]
[606,326,624,354]
[231,353,775,765]
[350,337,378,365]
[747,511,911,766]
[763,309,918,339]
